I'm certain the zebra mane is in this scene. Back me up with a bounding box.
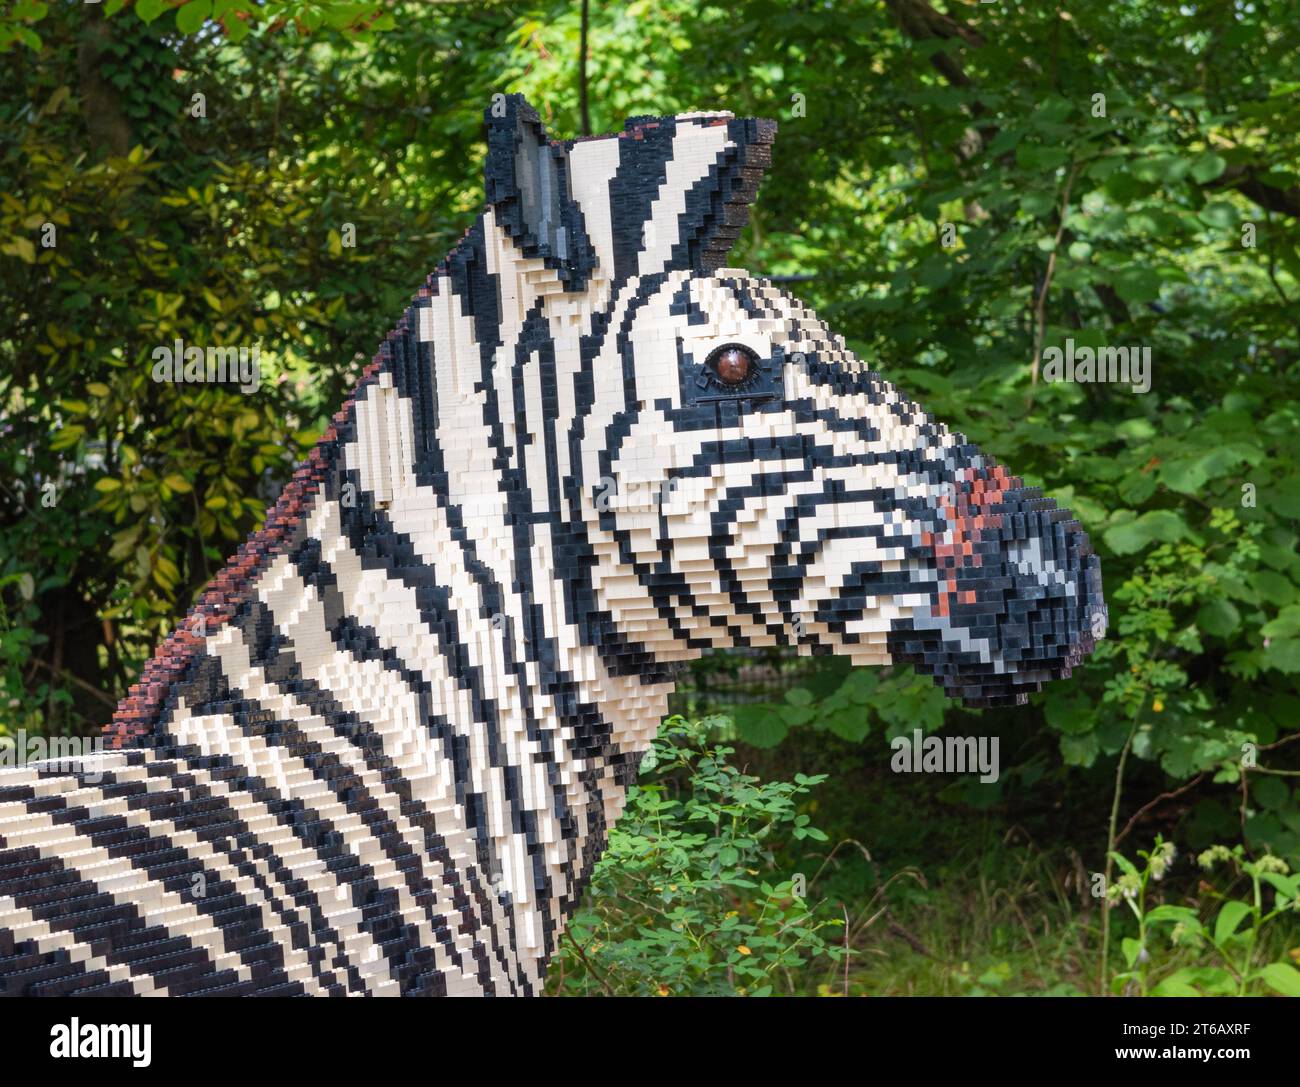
[104,359,382,749]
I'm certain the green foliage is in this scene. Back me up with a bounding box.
[2,3,499,729]
[733,663,947,748]
[1108,838,1300,996]
[545,716,845,996]
[0,0,394,50]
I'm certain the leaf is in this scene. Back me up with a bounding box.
[1103,510,1189,555]
[1262,639,1300,675]
[93,478,122,493]
[175,0,212,34]
[1108,850,1140,881]
[1119,470,1157,506]
[1189,153,1227,184]
[1151,975,1200,996]
[840,670,879,706]
[1273,476,1300,518]
[1213,900,1252,946]
[108,527,140,562]
[776,703,814,727]
[1164,965,1236,995]
[3,236,36,263]
[153,554,180,589]
[1044,690,1094,736]
[1258,962,1300,997]
[1059,731,1098,767]
[1254,569,1297,604]
[1261,605,1300,639]
[49,424,84,451]
[1253,775,1289,811]
[1198,201,1238,229]
[1112,266,1161,305]
[824,709,871,743]
[135,0,168,24]
[1258,870,1300,900]
[1159,456,1210,495]
[732,705,787,749]
[1196,599,1240,638]
[1144,905,1202,930]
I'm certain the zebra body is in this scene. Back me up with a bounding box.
[0,98,1105,996]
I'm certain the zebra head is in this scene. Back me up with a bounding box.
[429,95,1105,711]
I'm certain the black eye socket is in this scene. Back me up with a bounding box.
[705,344,759,387]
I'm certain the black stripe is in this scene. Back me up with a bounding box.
[0,811,235,996]
[606,120,677,284]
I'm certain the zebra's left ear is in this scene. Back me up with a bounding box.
[484,94,597,291]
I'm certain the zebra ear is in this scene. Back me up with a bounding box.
[483,94,597,290]
[602,113,778,283]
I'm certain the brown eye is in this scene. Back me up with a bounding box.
[708,345,757,386]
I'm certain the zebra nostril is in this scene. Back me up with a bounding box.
[886,467,1106,707]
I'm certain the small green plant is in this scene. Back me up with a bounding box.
[1108,838,1300,996]
[545,715,847,996]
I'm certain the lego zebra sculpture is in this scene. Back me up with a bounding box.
[0,97,1105,996]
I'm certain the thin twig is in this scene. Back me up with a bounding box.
[806,837,874,890]
[887,918,935,958]
[842,903,851,996]
[1259,731,1300,752]
[29,656,117,708]
[1099,712,1141,996]
[1115,773,1206,847]
[1029,160,1082,396]
[560,927,614,996]
[578,0,591,137]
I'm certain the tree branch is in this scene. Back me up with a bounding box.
[1209,163,1300,219]
[1029,160,1081,391]
[578,0,591,137]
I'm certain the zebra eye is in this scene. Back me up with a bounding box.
[706,344,758,387]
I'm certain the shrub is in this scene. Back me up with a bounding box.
[546,715,846,996]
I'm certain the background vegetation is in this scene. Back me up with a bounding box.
[2,0,1298,995]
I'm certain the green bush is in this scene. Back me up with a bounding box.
[546,716,846,996]
[1108,838,1300,996]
